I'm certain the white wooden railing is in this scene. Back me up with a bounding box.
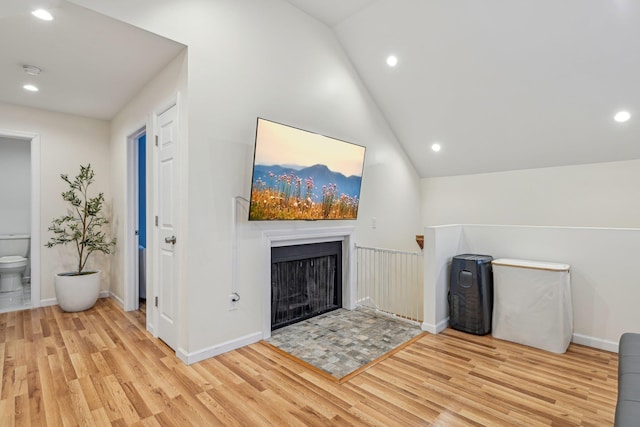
[355,245,424,324]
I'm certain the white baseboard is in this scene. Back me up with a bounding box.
[39,291,112,309]
[39,297,58,307]
[417,322,618,353]
[176,332,263,365]
[421,317,449,334]
[415,326,618,353]
[356,296,372,305]
[572,333,619,353]
[109,292,124,309]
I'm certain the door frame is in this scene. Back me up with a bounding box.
[0,129,41,308]
[124,93,181,342]
[125,126,146,312]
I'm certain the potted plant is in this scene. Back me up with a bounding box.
[45,164,116,312]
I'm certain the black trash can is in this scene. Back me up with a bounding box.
[448,254,494,335]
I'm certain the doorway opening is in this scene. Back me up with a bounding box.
[137,133,147,314]
[125,100,180,351]
[126,128,147,314]
[0,130,40,313]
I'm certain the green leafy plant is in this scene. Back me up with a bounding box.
[45,164,116,274]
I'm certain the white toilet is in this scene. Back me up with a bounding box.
[0,234,30,292]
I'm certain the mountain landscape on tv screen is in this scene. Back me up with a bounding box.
[253,164,362,197]
[249,163,363,220]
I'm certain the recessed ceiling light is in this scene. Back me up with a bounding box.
[614,111,631,123]
[386,55,398,67]
[23,84,39,92]
[431,143,441,152]
[23,65,42,76]
[32,9,53,21]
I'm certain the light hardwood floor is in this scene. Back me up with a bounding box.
[0,298,617,426]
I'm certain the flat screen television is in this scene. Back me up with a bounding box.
[249,118,366,221]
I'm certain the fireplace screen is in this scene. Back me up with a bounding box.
[271,242,342,330]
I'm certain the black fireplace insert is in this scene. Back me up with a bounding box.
[271,241,342,330]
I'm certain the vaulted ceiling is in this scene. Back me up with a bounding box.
[2,0,638,177]
[286,0,640,177]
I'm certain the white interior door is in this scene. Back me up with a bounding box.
[156,104,179,349]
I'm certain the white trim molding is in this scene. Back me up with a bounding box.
[110,292,125,309]
[572,333,619,353]
[176,332,262,365]
[421,317,449,335]
[124,125,146,312]
[0,129,41,308]
[261,226,357,340]
[40,292,112,309]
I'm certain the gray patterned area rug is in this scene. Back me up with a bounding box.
[265,307,425,380]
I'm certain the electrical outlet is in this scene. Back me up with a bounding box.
[371,217,377,229]
[229,293,239,311]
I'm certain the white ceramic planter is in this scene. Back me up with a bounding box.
[54,270,101,312]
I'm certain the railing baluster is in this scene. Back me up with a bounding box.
[355,245,423,324]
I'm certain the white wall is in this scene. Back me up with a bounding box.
[422,225,464,334]
[422,159,640,228]
[70,0,422,360]
[422,161,640,352]
[0,103,111,301]
[0,137,31,234]
[425,224,640,352]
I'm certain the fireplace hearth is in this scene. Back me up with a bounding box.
[271,241,342,330]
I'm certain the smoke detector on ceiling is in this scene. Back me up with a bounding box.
[23,65,42,76]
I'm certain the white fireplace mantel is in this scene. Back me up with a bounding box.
[262,225,357,339]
